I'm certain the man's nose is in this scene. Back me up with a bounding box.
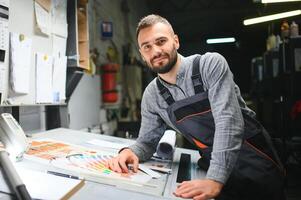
[152,45,162,56]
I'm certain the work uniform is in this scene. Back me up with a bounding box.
[129,53,285,200]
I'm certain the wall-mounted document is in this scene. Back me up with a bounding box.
[53,34,67,58]
[53,55,67,102]
[0,65,5,94]
[0,1,8,98]
[0,0,9,7]
[34,1,51,36]
[36,52,53,103]
[35,0,51,12]
[0,5,9,94]
[9,33,32,94]
[0,1,9,60]
[52,0,68,38]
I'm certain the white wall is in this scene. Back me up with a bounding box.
[88,0,149,64]
[65,0,149,131]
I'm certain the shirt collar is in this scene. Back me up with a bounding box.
[176,54,185,80]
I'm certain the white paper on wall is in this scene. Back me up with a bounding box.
[34,1,51,36]
[52,55,67,102]
[9,33,32,94]
[35,52,53,103]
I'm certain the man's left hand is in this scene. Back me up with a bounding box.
[174,179,223,200]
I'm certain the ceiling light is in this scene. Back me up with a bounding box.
[262,0,301,3]
[243,10,301,25]
[206,37,236,44]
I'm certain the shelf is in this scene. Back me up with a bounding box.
[66,0,89,70]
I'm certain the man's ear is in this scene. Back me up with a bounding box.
[174,34,180,50]
[138,48,142,56]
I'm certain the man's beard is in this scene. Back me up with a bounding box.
[147,48,178,74]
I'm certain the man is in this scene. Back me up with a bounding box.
[107,14,285,200]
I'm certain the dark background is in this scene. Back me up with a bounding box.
[146,0,301,93]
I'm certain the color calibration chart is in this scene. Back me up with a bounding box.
[26,139,152,184]
[67,154,113,175]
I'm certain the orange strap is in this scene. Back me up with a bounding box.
[192,138,208,149]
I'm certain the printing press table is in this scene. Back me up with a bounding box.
[0,128,206,200]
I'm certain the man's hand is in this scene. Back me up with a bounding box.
[106,148,139,173]
[173,179,223,200]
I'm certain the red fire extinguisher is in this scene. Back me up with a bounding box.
[101,63,119,103]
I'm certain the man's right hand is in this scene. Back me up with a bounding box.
[106,148,139,173]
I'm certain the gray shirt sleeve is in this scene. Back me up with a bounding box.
[201,53,244,184]
[129,86,166,161]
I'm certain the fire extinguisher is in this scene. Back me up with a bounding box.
[101,63,119,103]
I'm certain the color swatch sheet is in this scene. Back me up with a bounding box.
[25,139,151,184]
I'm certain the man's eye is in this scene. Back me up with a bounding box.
[143,45,151,50]
[157,39,166,45]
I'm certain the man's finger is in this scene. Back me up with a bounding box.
[112,159,122,173]
[108,159,114,170]
[104,160,108,168]
[193,193,206,200]
[118,158,129,173]
[181,190,200,198]
[175,185,192,196]
[179,181,188,187]
[132,157,139,173]
[104,159,110,168]
[173,191,181,197]
[176,183,192,193]
[175,188,191,196]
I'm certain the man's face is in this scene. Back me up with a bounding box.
[138,23,179,74]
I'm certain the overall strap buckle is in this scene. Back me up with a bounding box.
[156,78,175,105]
[191,55,205,94]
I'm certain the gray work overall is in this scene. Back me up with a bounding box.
[156,56,286,200]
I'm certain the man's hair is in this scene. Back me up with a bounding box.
[136,14,172,39]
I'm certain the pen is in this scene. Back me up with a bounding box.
[47,170,80,180]
[0,151,31,200]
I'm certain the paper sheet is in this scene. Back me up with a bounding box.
[87,139,130,150]
[9,33,32,94]
[156,130,176,159]
[52,55,67,102]
[35,52,53,103]
[0,15,9,55]
[34,1,51,36]
[52,34,67,57]
[52,0,68,38]
[0,0,9,7]
[0,64,5,93]
[0,63,6,94]
[0,166,84,200]
[138,164,161,179]
[0,8,9,94]
[35,0,51,12]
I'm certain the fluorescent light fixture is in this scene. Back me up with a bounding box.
[262,0,301,3]
[206,37,236,44]
[243,10,301,25]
